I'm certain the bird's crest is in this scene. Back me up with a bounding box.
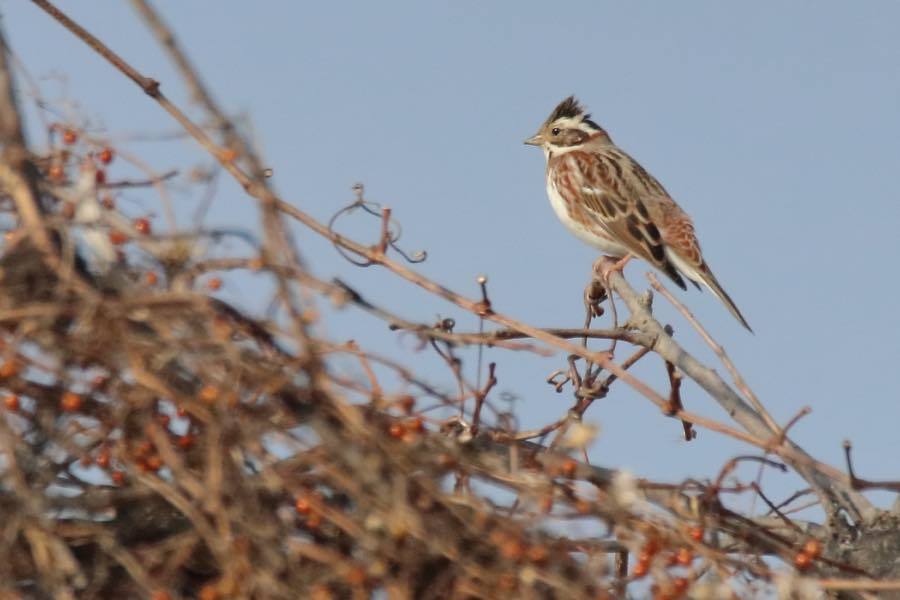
[547,96,602,131]
[548,96,586,122]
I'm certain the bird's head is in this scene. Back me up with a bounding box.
[524,96,611,155]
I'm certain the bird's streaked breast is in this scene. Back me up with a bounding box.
[545,157,629,256]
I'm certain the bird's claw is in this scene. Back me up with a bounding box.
[593,255,632,283]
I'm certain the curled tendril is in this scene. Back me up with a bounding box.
[328,183,428,267]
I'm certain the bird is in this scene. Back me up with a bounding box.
[524,96,752,332]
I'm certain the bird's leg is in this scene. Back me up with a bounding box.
[591,254,631,284]
[608,254,632,276]
[615,254,632,271]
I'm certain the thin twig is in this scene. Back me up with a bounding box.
[647,272,782,437]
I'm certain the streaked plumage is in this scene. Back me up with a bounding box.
[525,96,751,331]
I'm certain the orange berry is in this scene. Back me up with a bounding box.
[48,163,65,182]
[688,526,704,543]
[62,129,77,145]
[111,470,125,485]
[488,529,506,546]
[177,434,194,449]
[96,448,111,468]
[526,544,548,564]
[388,422,405,438]
[345,566,366,587]
[3,394,19,411]
[60,391,83,412]
[199,384,219,404]
[144,455,162,471]
[632,559,649,578]
[134,217,151,235]
[0,359,21,379]
[305,512,322,529]
[198,584,219,600]
[95,169,106,184]
[176,405,187,418]
[145,271,159,285]
[206,277,223,291]
[135,440,153,459]
[406,417,425,432]
[220,148,238,162]
[802,539,822,559]
[561,458,578,478]
[672,577,689,595]
[642,537,661,557]
[108,230,128,245]
[435,453,456,469]
[295,496,312,515]
[98,147,114,164]
[310,585,333,600]
[794,551,812,570]
[500,539,524,561]
[675,547,693,566]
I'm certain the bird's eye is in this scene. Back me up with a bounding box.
[551,128,561,135]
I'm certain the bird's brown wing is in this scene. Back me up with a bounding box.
[567,150,688,289]
[658,195,753,332]
[656,196,703,267]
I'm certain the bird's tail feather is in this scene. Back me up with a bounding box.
[698,266,753,333]
[663,249,752,332]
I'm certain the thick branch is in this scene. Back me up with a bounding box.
[604,266,875,524]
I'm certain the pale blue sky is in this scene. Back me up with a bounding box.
[5,2,900,509]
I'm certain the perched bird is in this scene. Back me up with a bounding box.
[524,96,751,332]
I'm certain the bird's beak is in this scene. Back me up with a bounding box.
[523,133,544,146]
